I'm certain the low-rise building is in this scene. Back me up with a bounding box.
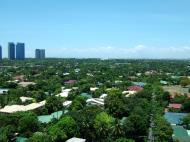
[0,88,9,94]
[168,103,182,110]
[20,96,33,103]
[127,85,143,92]
[66,137,86,142]
[56,88,72,97]
[63,101,72,107]
[90,87,98,92]
[86,98,104,106]
[0,101,45,114]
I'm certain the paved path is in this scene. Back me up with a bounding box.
[148,93,155,142]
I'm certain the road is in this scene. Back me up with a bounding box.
[148,93,155,142]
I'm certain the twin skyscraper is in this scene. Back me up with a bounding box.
[8,42,25,60]
[0,43,46,60]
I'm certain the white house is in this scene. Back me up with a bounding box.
[90,87,98,92]
[86,98,104,106]
[63,101,72,107]
[122,90,137,97]
[56,88,72,97]
[66,137,86,142]
[0,89,9,94]
[20,96,33,103]
[99,94,108,99]
[0,100,46,114]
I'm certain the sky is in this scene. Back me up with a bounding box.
[0,0,190,59]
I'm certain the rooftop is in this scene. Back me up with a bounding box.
[66,137,86,142]
[38,111,63,123]
[164,112,187,125]
[168,103,182,109]
[127,85,143,92]
[0,101,46,113]
[172,125,190,142]
[18,82,36,87]
[0,88,9,94]
[65,80,77,84]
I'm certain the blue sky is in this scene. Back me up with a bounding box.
[0,0,190,58]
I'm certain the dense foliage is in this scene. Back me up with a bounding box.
[1,59,189,141]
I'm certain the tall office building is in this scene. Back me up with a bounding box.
[35,49,45,59]
[8,42,15,60]
[16,43,25,60]
[0,45,2,60]
[41,49,45,59]
[35,49,41,59]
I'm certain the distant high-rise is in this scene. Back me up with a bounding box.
[0,45,2,60]
[41,49,45,59]
[16,43,25,60]
[8,42,15,60]
[35,49,41,59]
[35,49,45,59]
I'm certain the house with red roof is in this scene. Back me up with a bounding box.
[127,85,143,92]
[168,103,182,109]
[65,80,77,85]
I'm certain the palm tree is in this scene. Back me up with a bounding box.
[111,119,125,139]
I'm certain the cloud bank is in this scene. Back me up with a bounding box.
[46,45,190,59]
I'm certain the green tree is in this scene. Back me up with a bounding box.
[18,113,40,137]
[154,116,173,142]
[0,125,15,142]
[105,91,128,118]
[69,96,86,111]
[180,77,190,87]
[27,132,52,142]
[70,106,102,141]
[94,112,114,141]
[182,99,190,112]
[181,113,190,129]
[124,114,147,140]
[48,116,79,142]
[115,138,135,142]
[45,96,63,114]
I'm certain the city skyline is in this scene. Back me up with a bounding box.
[0,0,190,59]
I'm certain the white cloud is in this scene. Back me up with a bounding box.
[2,44,190,59]
[46,45,190,59]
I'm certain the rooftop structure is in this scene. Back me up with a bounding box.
[172,125,190,142]
[20,96,33,103]
[132,82,147,87]
[56,88,72,97]
[164,112,187,125]
[90,87,98,92]
[86,98,104,106]
[18,82,36,87]
[160,80,168,85]
[99,94,108,99]
[63,101,72,107]
[66,137,86,142]
[122,90,137,97]
[80,93,92,99]
[127,85,143,92]
[168,103,182,109]
[38,111,63,123]
[0,88,9,94]
[0,101,46,114]
[65,80,77,85]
